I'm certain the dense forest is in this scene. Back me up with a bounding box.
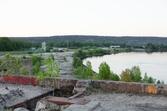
[0,37,32,51]
[9,35,167,46]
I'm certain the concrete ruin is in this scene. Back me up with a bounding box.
[0,75,167,110]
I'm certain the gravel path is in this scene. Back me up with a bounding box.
[80,92,167,111]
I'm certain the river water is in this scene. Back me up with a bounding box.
[83,52,167,84]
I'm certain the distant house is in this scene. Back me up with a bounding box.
[110,46,120,49]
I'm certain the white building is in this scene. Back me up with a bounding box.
[42,42,46,51]
[110,46,120,49]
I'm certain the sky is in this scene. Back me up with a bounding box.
[0,0,167,37]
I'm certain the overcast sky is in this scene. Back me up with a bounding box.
[0,0,167,37]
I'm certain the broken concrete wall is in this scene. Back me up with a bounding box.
[0,75,39,85]
[1,75,167,95]
[91,80,167,95]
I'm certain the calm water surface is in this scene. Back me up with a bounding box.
[83,52,167,84]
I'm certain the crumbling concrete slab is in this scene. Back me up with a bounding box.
[0,83,53,109]
[64,101,100,111]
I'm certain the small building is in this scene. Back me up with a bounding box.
[110,46,120,49]
[31,47,36,51]
[57,48,65,52]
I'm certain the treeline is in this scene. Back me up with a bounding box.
[9,35,167,46]
[47,41,127,48]
[0,37,32,51]
[145,43,167,52]
[2,37,167,53]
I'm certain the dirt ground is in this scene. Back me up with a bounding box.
[81,92,167,111]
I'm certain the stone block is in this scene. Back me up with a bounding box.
[91,80,100,88]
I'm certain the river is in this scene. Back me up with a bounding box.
[83,52,167,84]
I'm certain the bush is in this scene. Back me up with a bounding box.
[27,51,33,54]
[109,72,120,81]
[30,56,43,65]
[22,56,26,59]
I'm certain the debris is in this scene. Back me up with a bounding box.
[42,96,90,105]
[35,100,60,111]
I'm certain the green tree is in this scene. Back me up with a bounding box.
[44,55,60,77]
[85,61,93,79]
[98,62,111,79]
[142,73,148,83]
[36,55,60,81]
[142,73,156,84]
[157,80,161,84]
[0,37,13,51]
[120,70,131,82]
[109,71,120,81]
[72,56,82,68]
[126,66,142,82]
[147,77,156,83]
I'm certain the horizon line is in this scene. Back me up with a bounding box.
[1,35,167,38]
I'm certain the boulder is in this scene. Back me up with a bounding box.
[35,100,60,111]
[14,107,30,111]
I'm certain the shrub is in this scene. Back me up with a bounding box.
[98,62,111,79]
[109,72,120,81]
[27,51,33,54]
[126,66,142,82]
[85,61,93,79]
[75,66,85,79]
[120,70,131,82]
[30,56,43,65]
[72,56,82,68]
[22,56,26,59]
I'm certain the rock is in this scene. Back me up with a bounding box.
[14,107,30,111]
[35,100,60,111]
[73,80,91,93]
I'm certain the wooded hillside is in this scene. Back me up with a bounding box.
[9,35,167,46]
